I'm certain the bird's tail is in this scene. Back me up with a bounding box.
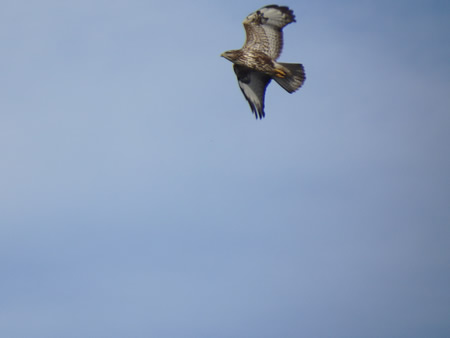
[273,63,306,93]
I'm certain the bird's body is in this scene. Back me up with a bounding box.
[221,5,305,119]
[223,49,273,73]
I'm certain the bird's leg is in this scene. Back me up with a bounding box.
[274,69,287,78]
[273,63,290,78]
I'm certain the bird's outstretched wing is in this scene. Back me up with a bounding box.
[233,64,271,119]
[242,5,295,60]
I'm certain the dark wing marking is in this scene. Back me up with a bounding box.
[242,5,295,60]
[233,65,271,119]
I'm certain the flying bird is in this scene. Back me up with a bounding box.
[221,5,305,119]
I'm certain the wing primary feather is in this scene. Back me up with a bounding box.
[233,65,271,119]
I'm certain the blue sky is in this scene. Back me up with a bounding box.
[1,1,449,337]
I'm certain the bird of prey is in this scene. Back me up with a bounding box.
[221,5,305,119]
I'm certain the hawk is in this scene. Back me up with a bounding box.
[221,5,305,119]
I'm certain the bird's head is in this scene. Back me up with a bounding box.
[221,50,240,62]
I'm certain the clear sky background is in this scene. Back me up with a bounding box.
[1,1,449,337]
